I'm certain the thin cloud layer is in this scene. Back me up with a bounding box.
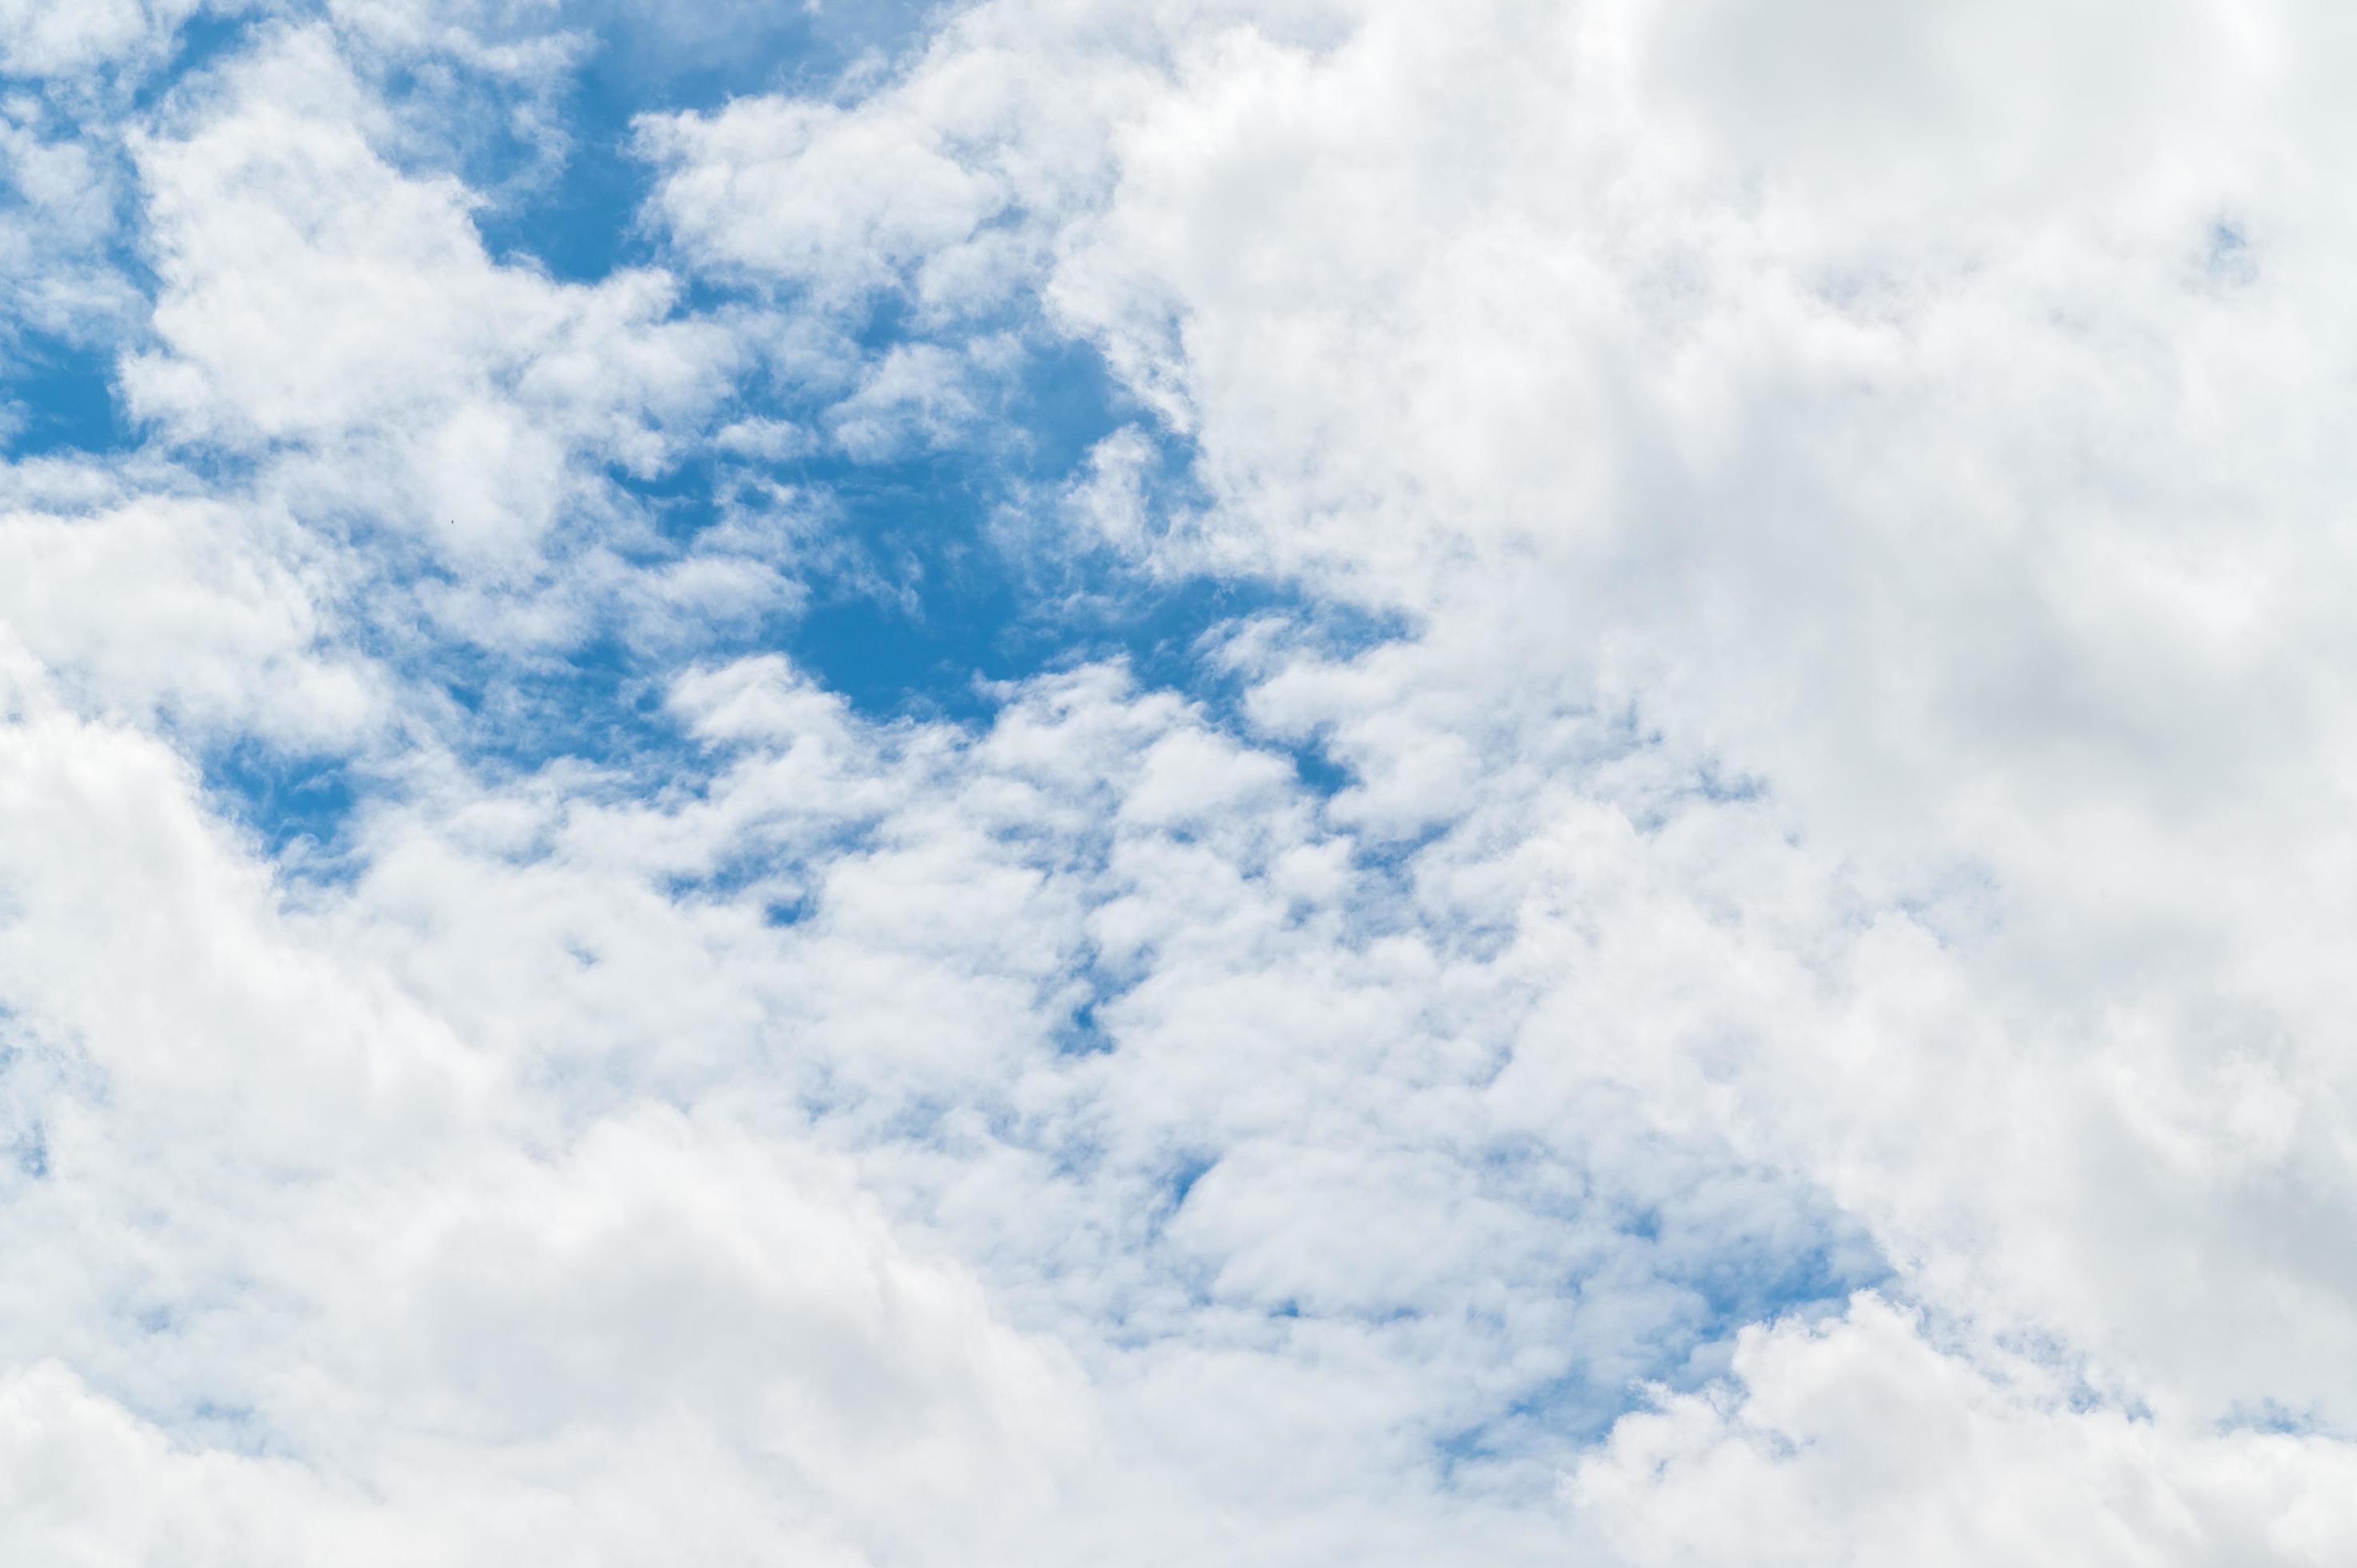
[0,1,2351,1562]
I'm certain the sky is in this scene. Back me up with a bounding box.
[2,0,2356,1562]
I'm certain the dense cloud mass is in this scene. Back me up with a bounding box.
[2,1,2355,1562]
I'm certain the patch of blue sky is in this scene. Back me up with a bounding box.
[1162,1152,1217,1214]
[1406,1142,1890,1468]
[0,1041,46,1183]
[142,6,260,103]
[198,738,365,889]
[654,818,883,914]
[1683,1232,1879,1340]
[1429,1238,1881,1479]
[574,0,942,109]
[0,1029,62,1189]
[0,330,128,458]
[1051,994,1118,1057]
[466,73,648,285]
[404,631,707,810]
[1432,1373,1626,1477]
[762,338,1408,746]
[2215,1399,2335,1438]
[450,346,1379,770]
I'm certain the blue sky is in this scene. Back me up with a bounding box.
[1,2,2355,1563]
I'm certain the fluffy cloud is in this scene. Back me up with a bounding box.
[1571,1294,2357,1566]
[3,0,2355,1562]
[633,0,2357,1545]
[0,0,207,83]
[129,27,733,562]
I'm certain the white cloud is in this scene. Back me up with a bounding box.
[1570,1294,2357,1566]
[0,482,378,743]
[0,0,206,84]
[2,0,2355,1559]
[626,0,2357,1545]
[639,86,1017,308]
[126,25,734,577]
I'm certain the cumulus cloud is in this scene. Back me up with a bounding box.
[0,0,207,84]
[635,0,2357,1542]
[1570,1294,2357,1566]
[129,26,733,558]
[2,0,2355,1561]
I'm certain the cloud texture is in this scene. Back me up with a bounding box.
[2,0,2355,1562]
